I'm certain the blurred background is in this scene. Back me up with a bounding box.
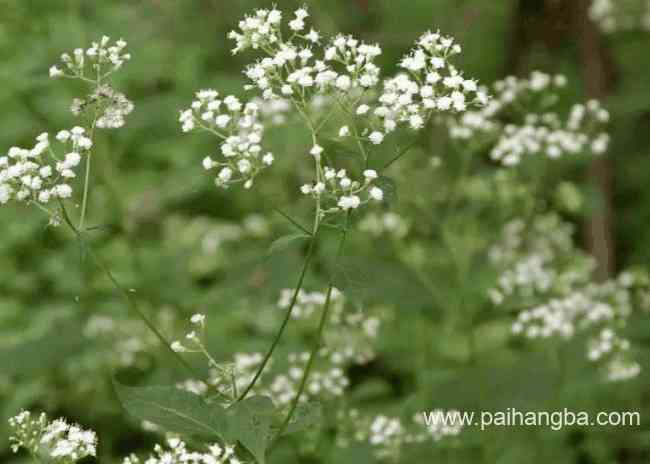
[2,0,650,462]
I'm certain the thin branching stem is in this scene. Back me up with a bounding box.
[58,201,203,380]
[236,226,320,402]
[238,105,325,403]
[273,207,312,235]
[78,114,98,231]
[273,213,350,442]
[383,139,419,170]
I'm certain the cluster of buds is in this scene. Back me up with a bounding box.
[0,129,92,216]
[180,90,274,189]
[9,411,97,463]
[49,35,131,81]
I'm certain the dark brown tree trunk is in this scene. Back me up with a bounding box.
[508,0,617,280]
[572,0,617,280]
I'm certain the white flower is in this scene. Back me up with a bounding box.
[203,156,215,170]
[215,114,231,128]
[55,184,72,198]
[64,152,81,167]
[295,7,309,20]
[262,153,274,165]
[335,75,351,91]
[368,131,384,145]
[369,186,384,201]
[363,169,378,180]
[289,18,305,31]
[310,144,323,158]
[356,104,370,115]
[49,66,63,78]
[338,126,350,137]
[190,313,206,325]
[313,182,325,194]
[237,159,252,173]
[306,29,320,43]
[171,341,186,352]
[338,195,361,210]
[218,167,233,182]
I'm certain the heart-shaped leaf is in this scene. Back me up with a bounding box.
[114,382,227,439]
[226,396,276,464]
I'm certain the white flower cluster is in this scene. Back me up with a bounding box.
[9,411,97,463]
[206,288,381,406]
[265,351,350,405]
[491,215,649,381]
[49,35,131,81]
[203,6,482,206]
[278,287,380,364]
[590,0,650,33]
[606,356,642,382]
[300,167,385,212]
[413,410,464,441]
[358,211,409,239]
[231,7,382,101]
[71,84,134,129]
[180,90,274,189]
[1,129,92,210]
[123,437,242,464]
[488,215,594,305]
[51,36,134,129]
[337,409,462,460]
[174,289,380,408]
[251,96,292,125]
[450,71,610,165]
[3,37,132,223]
[367,30,486,135]
[278,287,344,319]
[588,327,631,361]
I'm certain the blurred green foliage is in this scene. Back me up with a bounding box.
[2,1,650,463]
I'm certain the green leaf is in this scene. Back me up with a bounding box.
[114,382,227,439]
[283,402,322,435]
[0,312,84,377]
[267,233,310,257]
[226,396,276,464]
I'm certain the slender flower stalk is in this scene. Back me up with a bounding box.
[274,212,350,440]
[57,201,202,380]
[78,118,97,231]
[237,221,319,401]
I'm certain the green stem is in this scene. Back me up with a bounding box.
[237,98,325,403]
[442,144,472,219]
[273,213,350,441]
[275,282,335,439]
[58,202,202,380]
[78,116,97,231]
[273,207,311,235]
[383,140,419,170]
[79,151,92,230]
[236,227,319,402]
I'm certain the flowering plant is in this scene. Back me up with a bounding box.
[3,4,649,464]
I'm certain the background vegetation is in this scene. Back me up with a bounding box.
[2,0,650,462]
